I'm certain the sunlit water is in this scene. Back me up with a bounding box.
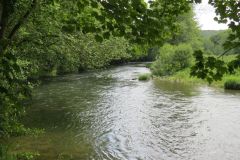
[8,64,240,160]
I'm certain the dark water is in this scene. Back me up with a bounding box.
[8,65,240,160]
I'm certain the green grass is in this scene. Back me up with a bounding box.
[152,55,240,90]
[156,68,240,90]
[138,73,151,81]
[159,68,205,84]
[224,76,240,90]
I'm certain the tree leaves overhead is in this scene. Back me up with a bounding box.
[49,0,193,45]
[1,0,204,49]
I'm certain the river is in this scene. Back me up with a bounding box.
[8,64,240,160]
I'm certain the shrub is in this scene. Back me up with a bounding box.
[151,43,193,76]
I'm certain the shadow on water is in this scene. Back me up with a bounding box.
[6,65,240,160]
[10,72,118,160]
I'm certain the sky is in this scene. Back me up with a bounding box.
[194,0,228,30]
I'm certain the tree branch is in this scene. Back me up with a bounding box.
[17,34,60,46]
[218,44,240,58]
[7,0,37,40]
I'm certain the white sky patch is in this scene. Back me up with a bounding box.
[194,0,228,30]
[143,0,228,30]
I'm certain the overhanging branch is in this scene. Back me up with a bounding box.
[7,0,37,40]
[218,44,240,58]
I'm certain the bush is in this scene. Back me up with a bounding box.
[224,78,240,90]
[151,43,193,76]
[138,73,151,81]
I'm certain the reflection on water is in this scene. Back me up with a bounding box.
[8,65,240,160]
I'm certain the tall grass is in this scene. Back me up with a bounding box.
[157,67,240,90]
[224,77,240,90]
[160,68,205,84]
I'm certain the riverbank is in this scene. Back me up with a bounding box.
[153,68,240,90]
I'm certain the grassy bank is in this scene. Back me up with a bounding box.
[151,54,240,90]
[155,68,240,89]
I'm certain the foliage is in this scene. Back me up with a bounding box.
[159,66,240,90]
[147,7,203,63]
[191,0,240,81]
[200,30,223,39]
[191,50,240,83]
[152,44,193,76]
[16,31,130,76]
[155,68,205,85]
[0,50,33,137]
[12,1,132,76]
[210,0,240,51]
[169,8,203,50]
[202,30,240,55]
[138,73,151,81]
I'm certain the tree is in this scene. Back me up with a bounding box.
[152,43,193,76]
[169,7,203,50]
[202,30,240,55]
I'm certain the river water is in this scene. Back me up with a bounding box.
[9,64,240,160]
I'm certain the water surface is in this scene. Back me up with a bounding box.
[9,65,240,160]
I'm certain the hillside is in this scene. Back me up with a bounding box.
[200,30,225,38]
